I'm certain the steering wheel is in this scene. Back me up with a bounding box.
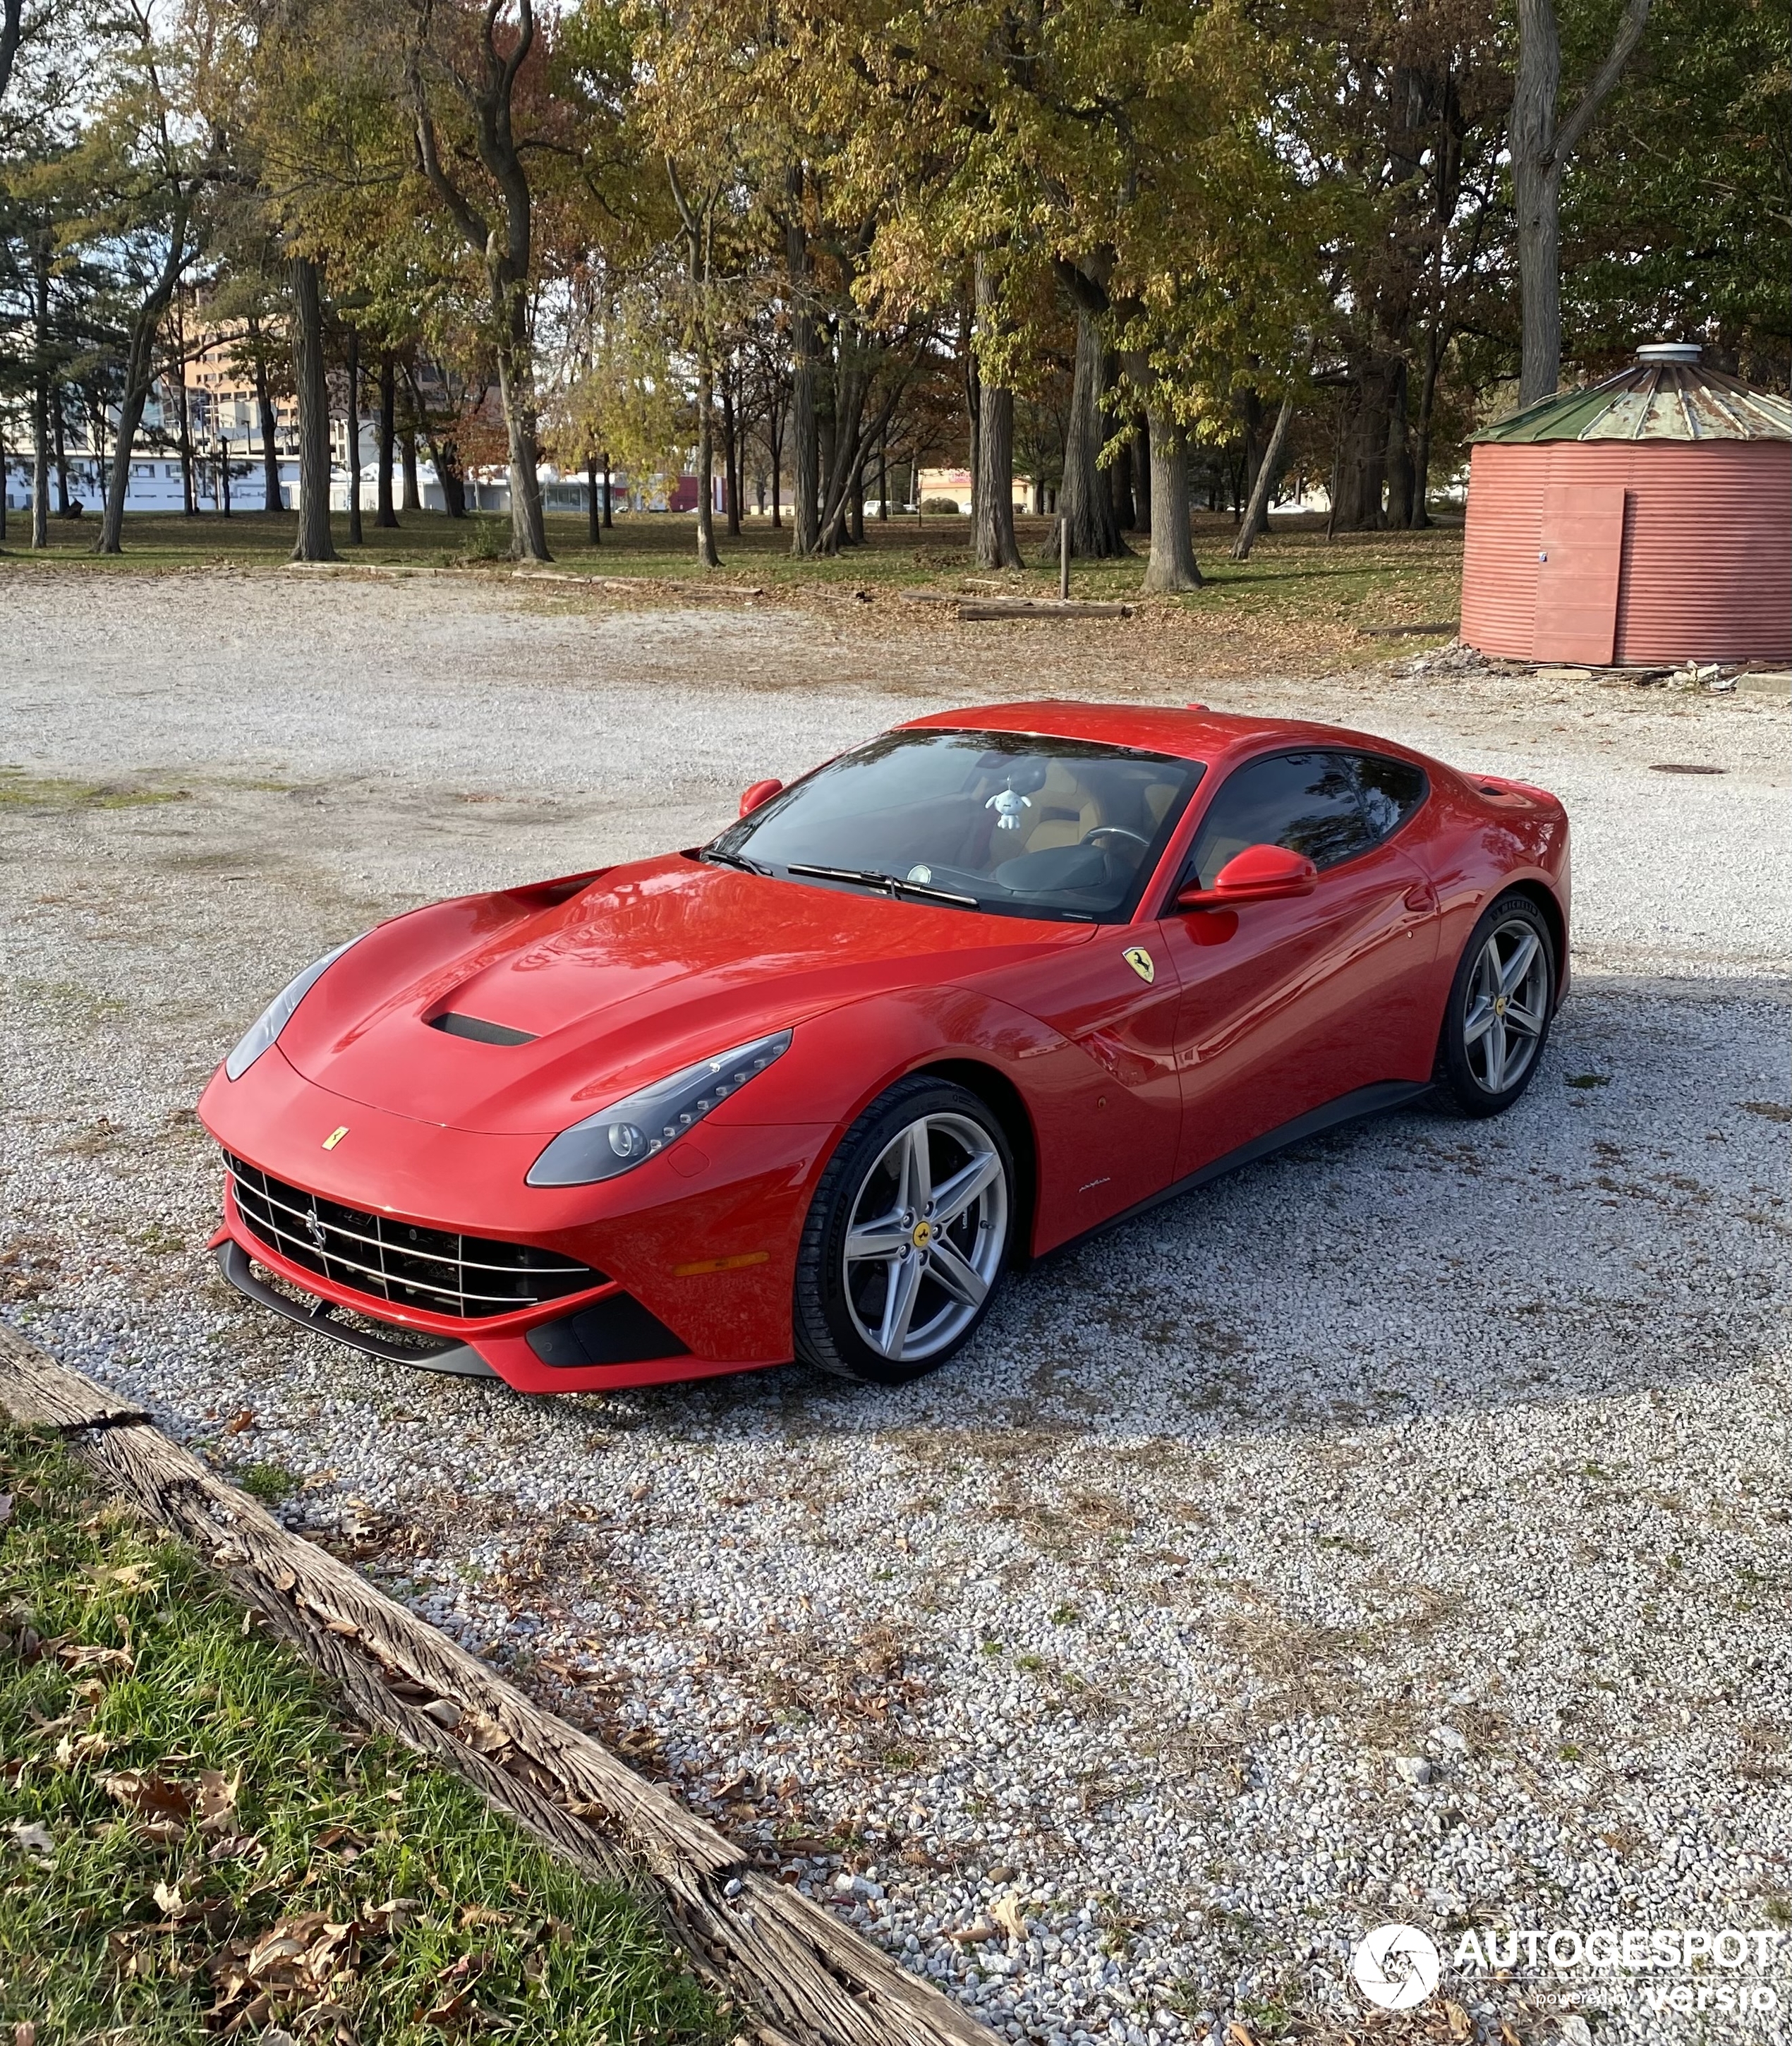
[1082,825,1151,850]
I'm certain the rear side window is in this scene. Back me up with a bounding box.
[1182,751,1372,888]
[1347,753,1428,842]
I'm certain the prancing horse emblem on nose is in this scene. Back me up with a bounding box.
[1123,946,1155,985]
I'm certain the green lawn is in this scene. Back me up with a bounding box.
[0,1424,718,2045]
[0,504,1465,675]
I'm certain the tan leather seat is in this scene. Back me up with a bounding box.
[1018,761,1103,852]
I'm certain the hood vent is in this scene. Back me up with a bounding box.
[428,1012,538,1047]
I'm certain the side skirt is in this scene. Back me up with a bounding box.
[1050,1079,1435,1260]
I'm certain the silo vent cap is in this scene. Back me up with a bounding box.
[1636,341,1703,363]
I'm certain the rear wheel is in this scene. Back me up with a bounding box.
[1434,893,1556,1116]
[794,1077,1012,1385]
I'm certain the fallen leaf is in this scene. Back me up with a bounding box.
[366,1897,420,1933]
[8,1820,54,1858]
[245,1931,309,1978]
[1445,2002,1472,2040]
[459,1903,510,1930]
[59,1642,133,1672]
[1226,2026,1258,2046]
[992,1891,1028,1942]
[419,1699,463,1729]
[15,2021,37,2046]
[87,1562,152,1592]
[152,1879,184,1917]
[0,1494,12,1526]
[101,1771,193,1823]
[421,1989,473,2030]
[195,1768,240,1832]
[225,1408,255,1434]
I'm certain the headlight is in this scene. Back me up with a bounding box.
[224,938,361,1081]
[526,1029,792,1187]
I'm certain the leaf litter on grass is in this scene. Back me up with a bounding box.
[0,1424,719,2045]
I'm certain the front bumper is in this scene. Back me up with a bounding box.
[200,1048,825,1393]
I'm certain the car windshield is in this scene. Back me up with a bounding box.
[704,728,1204,923]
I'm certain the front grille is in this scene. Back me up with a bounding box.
[224,1152,605,1320]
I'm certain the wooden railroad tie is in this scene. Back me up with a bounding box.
[0,1324,1000,2046]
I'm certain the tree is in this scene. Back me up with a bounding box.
[61,0,220,553]
[1510,0,1654,403]
[408,0,552,559]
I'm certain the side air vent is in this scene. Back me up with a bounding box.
[428,1012,538,1046]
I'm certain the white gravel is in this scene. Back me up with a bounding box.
[2,569,1788,2046]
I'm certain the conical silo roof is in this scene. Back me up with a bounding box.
[1472,344,1791,444]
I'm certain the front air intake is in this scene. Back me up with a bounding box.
[224,1153,602,1319]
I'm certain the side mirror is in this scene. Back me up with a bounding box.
[1176,842,1318,911]
[738,778,784,818]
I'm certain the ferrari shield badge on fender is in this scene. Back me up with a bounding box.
[322,1126,349,1150]
[1123,947,1155,985]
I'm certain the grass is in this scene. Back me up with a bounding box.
[0,505,1465,677]
[0,1425,718,2045]
[0,770,188,813]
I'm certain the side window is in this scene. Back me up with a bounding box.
[1182,751,1372,888]
[1348,753,1428,843]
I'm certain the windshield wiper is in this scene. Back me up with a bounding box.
[785,861,981,909]
[701,847,770,876]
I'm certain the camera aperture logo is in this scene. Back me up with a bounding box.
[1351,1923,1442,2010]
[1347,1920,1786,2018]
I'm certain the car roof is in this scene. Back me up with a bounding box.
[898,699,1427,770]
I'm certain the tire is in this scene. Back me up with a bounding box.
[794,1075,1014,1385]
[1434,892,1557,1117]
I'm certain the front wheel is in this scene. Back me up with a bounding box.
[794,1077,1013,1385]
[1434,892,1557,1116]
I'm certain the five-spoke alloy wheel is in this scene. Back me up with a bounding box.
[795,1077,1014,1384]
[1436,892,1556,1115]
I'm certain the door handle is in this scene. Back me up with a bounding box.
[1403,881,1436,913]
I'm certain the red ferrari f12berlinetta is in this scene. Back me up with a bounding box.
[200,701,1569,1392]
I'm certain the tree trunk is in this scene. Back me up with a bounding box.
[289,255,337,562]
[30,234,49,548]
[768,401,783,528]
[1130,418,1151,531]
[1511,0,1654,405]
[52,396,68,514]
[401,427,420,512]
[602,452,612,525]
[174,354,196,515]
[1330,363,1392,532]
[694,357,721,568]
[1142,413,1201,593]
[877,432,888,520]
[1233,394,1296,561]
[1055,297,1127,559]
[253,334,282,514]
[1109,396,1135,530]
[787,169,818,556]
[585,454,600,544]
[849,451,866,545]
[495,302,550,562]
[95,219,188,555]
[972,253,1022,569]
[963,314,981,528]
[722,379,741,536]
[1384,356,1413,530]
[1411,325,1442,529]
[345,327,364,546]
[376,353,398,526]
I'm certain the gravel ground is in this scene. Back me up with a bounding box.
[2,569,1788,2046]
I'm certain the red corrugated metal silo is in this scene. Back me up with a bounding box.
[1460,344,1792,665]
